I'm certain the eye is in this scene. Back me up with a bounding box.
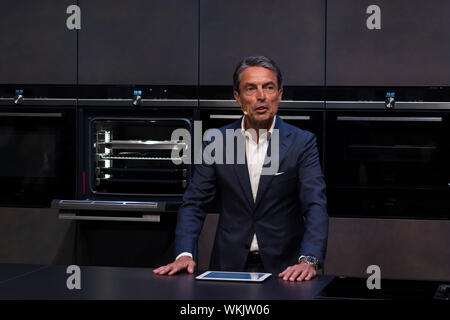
[264,84,276,92]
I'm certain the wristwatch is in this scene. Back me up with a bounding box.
[298,255,319,270]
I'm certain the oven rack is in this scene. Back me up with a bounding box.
[98,140,187,151]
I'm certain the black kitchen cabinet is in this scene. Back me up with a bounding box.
[0,0,77,84]
[327,0,450,86]
[200,0,326,86]
[78,0,198,85]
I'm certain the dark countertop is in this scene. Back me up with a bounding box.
[0,263,334,300]
[0,263,48,283]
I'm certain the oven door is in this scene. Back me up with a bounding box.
[200,103,324,213]
[89,117,191,198]
[53,105,195,218]
[200,107,324,164]
[0,106,76,207]
[326,110,450,219]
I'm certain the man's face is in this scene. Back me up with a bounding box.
[234,66,283,129]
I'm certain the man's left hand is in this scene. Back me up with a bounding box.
[278,262,317,282]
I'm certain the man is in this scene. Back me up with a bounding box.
[154,56,328,282]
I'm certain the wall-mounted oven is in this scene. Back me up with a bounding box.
[0,98,76,207]
[199,99,325,212]
[51,98,196,267]
[325,102,450,219]
[200,99,325,161]
[53,99,195,219]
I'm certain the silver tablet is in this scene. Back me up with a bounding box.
[195,271,272,282]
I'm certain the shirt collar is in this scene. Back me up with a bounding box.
[241,115,277,144]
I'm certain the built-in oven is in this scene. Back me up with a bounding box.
[53,100,195,219]
[200,100,324,161]
[0,98,76,207]
[325,102,450,219]
[199,99,325,212]
[52,98,197,267]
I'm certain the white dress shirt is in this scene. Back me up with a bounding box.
[175,116,276,261]
[242,116,276,252]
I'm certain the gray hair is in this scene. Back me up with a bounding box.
[233,56,283,92]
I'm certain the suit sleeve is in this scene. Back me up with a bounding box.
[297,132,329,267]
[174,142,217,257]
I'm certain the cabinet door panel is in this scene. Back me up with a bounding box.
[0,0,77,84]
[78,0,198,85]
[327,0,450,86]
[200,0,325,86]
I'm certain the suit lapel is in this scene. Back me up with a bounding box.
[233,156,255,211]
[230,118,255,211]
[254,117,291,210]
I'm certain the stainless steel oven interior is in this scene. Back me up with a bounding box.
[89,117,191,197]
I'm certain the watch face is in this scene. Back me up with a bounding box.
[300,255,319,268]
[305,256,319,266]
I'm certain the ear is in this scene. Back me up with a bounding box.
[277,87,283,103]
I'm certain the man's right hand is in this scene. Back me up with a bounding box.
[153,256,196,276]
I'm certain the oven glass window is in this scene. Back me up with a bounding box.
[326,111,450,218]
[0,108,76,207]
[0,128,56,178]
[91,118,191,196]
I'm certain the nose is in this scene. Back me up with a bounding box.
[255,86,266,100]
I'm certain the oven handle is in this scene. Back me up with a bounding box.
[209,114,311,121]
[200,99,324,108]
[58,213,161,223]
[337,116,442,122]
[0,112,63,118]
[279,115,311,120]
[209,114,241,119]
[51,199,170,212]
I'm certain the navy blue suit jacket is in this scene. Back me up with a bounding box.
[175,116,328,273]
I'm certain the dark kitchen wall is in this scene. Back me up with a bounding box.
[0,0,77,84]
[327,0,450,86]
[200,0,325,86]
[2,0,449,87]
[197,215,450,281]
[0,208,76,265]
[0,0,77,266]
[324,218,450,281]
[1,1,449,87]
[0,0,449,281]
[78,0,198,85]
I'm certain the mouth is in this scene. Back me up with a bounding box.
[254,106,268,114]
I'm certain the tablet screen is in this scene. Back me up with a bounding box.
[196,271,272,282]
